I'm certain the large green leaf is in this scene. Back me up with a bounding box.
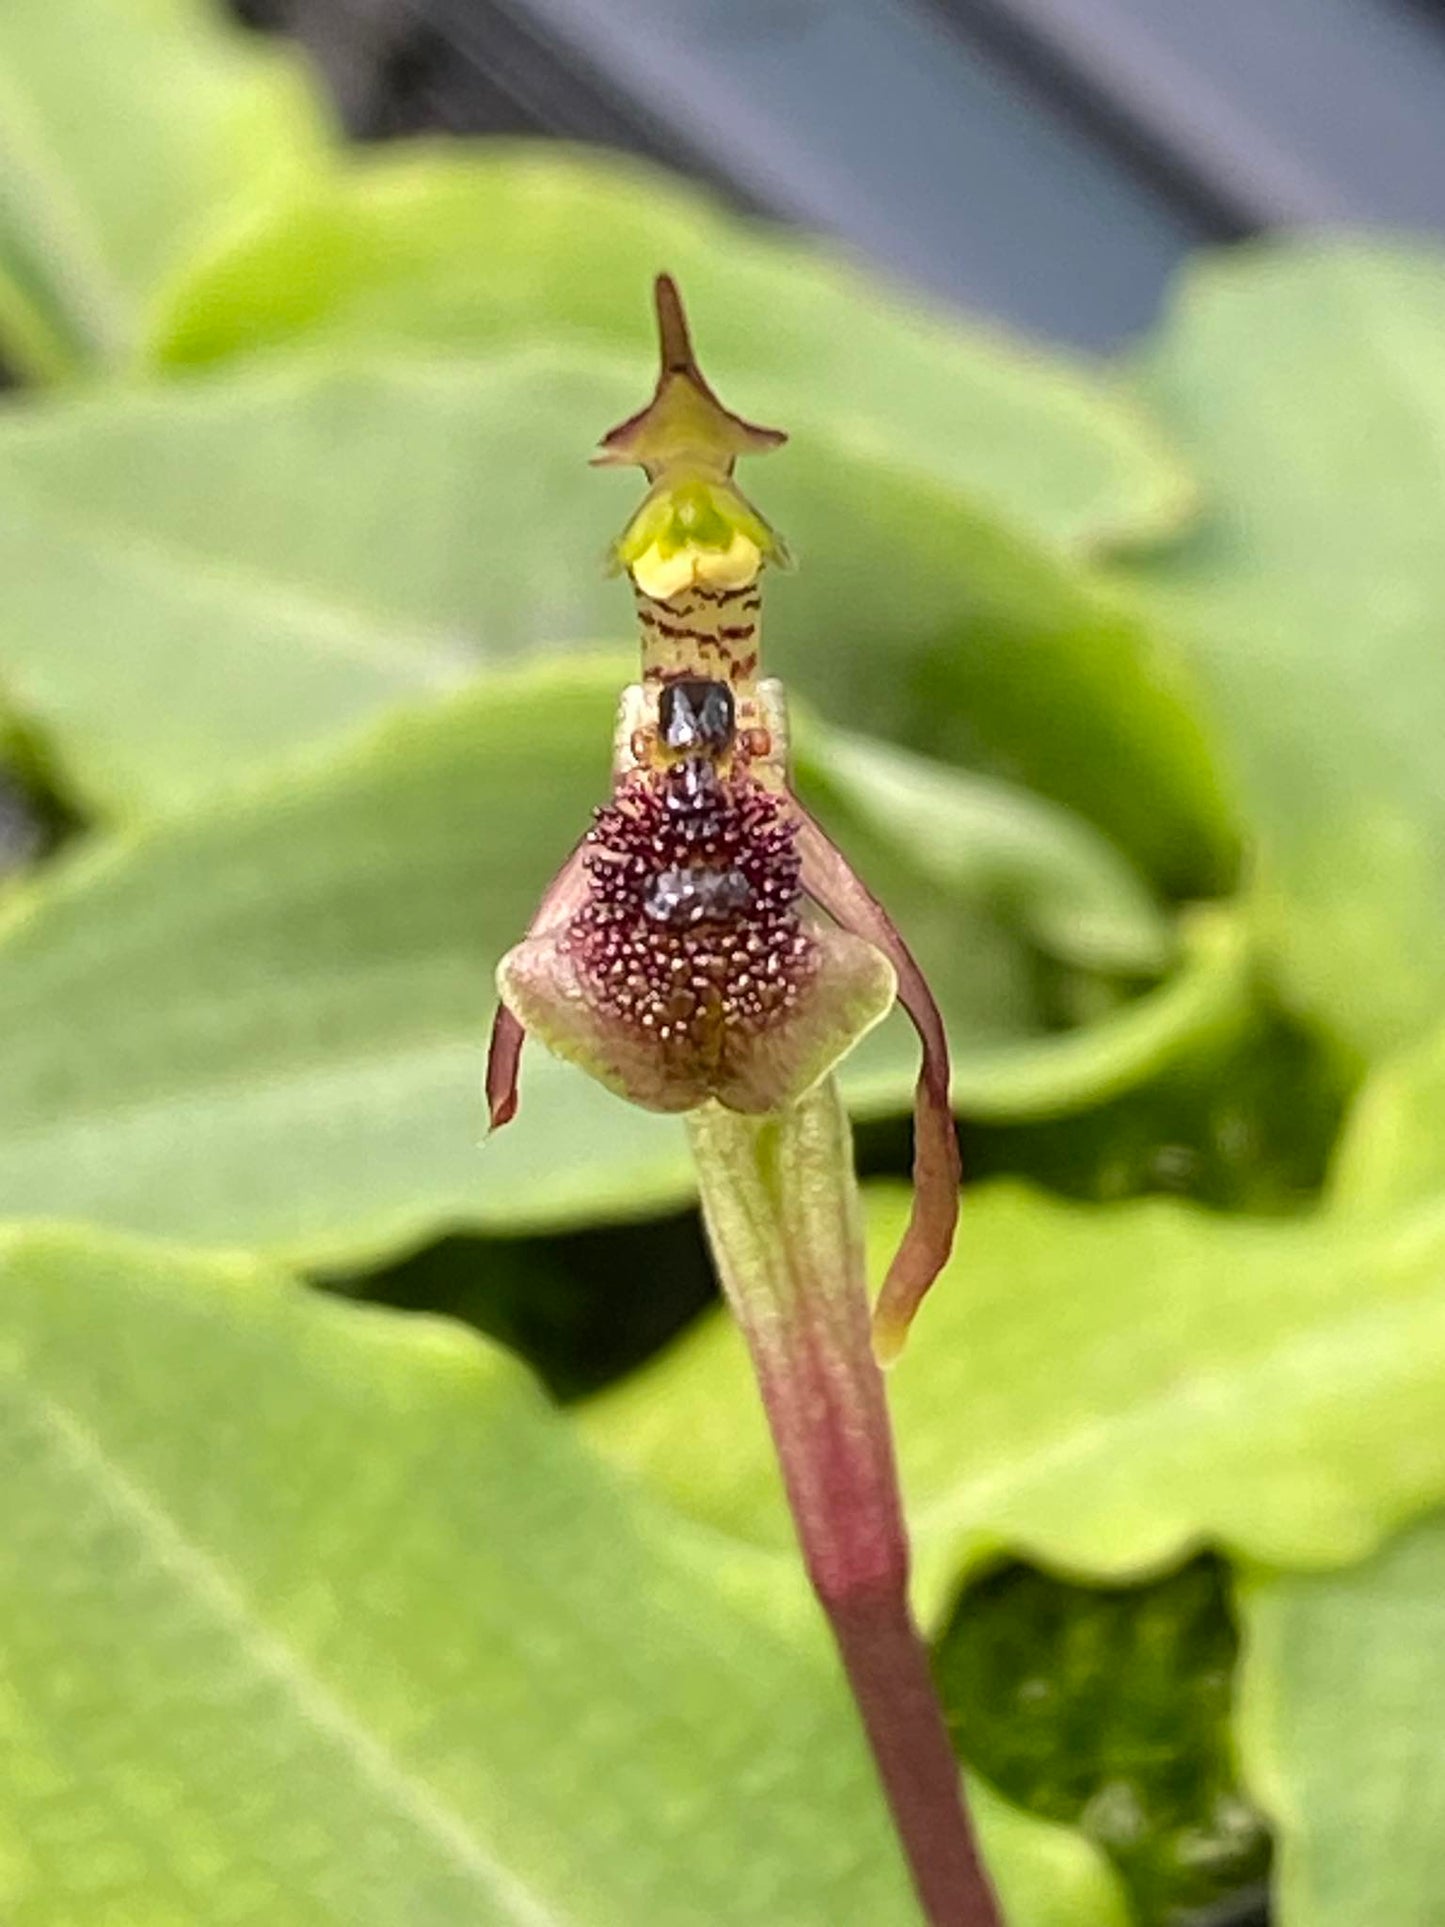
[0,0,330,379]
[0,1220,894,1923]
[586,1179,1445,1613]
[1119,243,1445,1059]
[0,660,1228,1263]
[1238,1511,1445,1927]
[0,1219,1137,1926]
[0,354,599,816]
[149,146,1194,556]
[0,349,1232,891]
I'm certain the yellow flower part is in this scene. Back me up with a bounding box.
[595,275,789,606]
[631,531,762,600]
[616,472,781,598]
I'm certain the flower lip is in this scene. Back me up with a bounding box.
[576,761,811,1047]
[493,709,898,1119]
[644,864,753,926]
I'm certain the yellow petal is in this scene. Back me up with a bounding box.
[630,542,700,600]
[694,531,763,590]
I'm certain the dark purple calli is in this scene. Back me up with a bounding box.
[486,278,997,1927]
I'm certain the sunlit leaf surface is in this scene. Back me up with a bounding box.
[1239,1512,1445,1927]
[0,0,330,376]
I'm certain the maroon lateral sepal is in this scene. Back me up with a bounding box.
[484,840,593,1133]
[793,806,961,1362]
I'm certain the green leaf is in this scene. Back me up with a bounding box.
[0,349,1233,894]
[1118,242,1445,1059]
[797,718,1251,1132]
[935,1558,1270,1924]
[0,357,575,816]
[848,906,1251,1128]
[964,999,1348,1216]
[0,661,1230,1262]
[585,1179,1445,1614]
[794,719,1173,978]
[1329,1016,1445,1217]
[0,1219,923,1923]
[968,1778,1133,1927]
[1238,1510,1445,1927]
[0,0,331,378]
[0,1218,1148,1926]
[148,146,1195,556]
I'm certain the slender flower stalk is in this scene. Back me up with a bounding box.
[691,1082,997,1922]
[488,277,1000,1926]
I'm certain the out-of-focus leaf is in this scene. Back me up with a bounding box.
[586,1179,1445,1614]
[1328,1017,1445,1217]
[0,662,1226,1261]
[935,1558,1269,1924]
[864,907,1250,1127]
[0,1219,1143,1927]
[0,357,570,815]
[0,1220,925,1924]
[1238,1511,1445,1927]
[966,1001,1349,1215]
[0,0,330,379]
[796,720,1172,977]
[0,351,1233,893]
[1119,242,1445,1059]
[149,146,1195,557]
[968,1777,1133,1927]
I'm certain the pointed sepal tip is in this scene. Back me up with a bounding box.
[593,274,786,478]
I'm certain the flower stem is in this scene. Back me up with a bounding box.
[687,1080,1000,1927]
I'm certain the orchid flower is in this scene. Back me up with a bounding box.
[487,278,998,1927]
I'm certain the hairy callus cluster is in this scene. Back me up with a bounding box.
[568,758,815,1072]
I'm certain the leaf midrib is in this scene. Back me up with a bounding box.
[8,1361,563,1926]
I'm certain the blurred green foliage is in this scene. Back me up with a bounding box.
[935,1558,1270,1923]
[3,3,1445,1923]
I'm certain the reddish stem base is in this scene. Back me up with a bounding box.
[826,1580,1000,1926]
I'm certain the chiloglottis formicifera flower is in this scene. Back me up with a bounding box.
[486,275,960,1360]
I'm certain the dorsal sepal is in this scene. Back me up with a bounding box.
[593,275,786,478]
